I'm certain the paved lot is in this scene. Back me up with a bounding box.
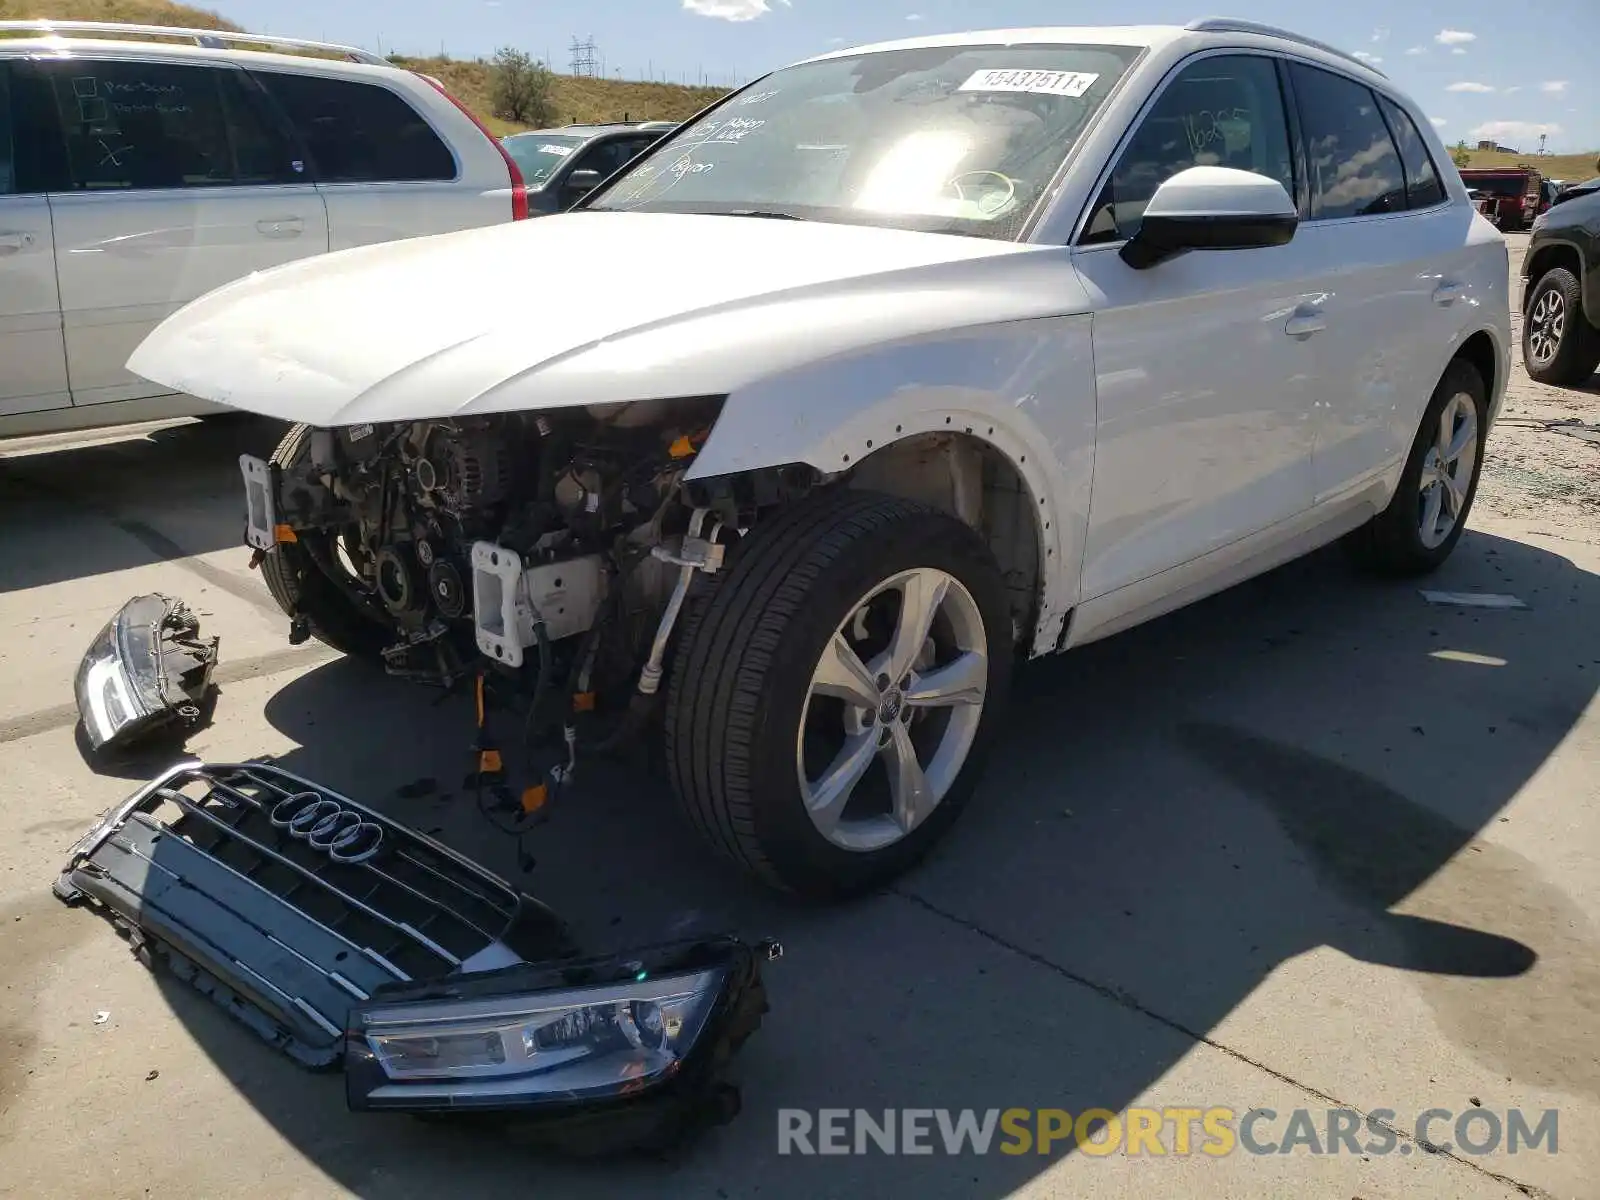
[2,235,1598,1199]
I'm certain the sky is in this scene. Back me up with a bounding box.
[210,0,1598,153]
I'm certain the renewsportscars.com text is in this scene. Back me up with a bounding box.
[776,1106,1559,1158]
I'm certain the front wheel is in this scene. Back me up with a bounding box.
[664,489,1014,900]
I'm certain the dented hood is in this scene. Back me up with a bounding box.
[127,211,1046,426]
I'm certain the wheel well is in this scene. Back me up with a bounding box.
[1454,329,1499,402]
[844,433,1042,646]
[1522,243,1583,314]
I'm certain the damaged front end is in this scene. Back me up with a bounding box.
[74,594,219,752]
[55,761,777,1150]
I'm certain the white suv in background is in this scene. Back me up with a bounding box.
[0,20,532,437]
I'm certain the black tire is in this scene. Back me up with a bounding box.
[1523,266,1600,386]
[259,423,389,658]
[1343,358,1488,576]
[664,488,1014,900]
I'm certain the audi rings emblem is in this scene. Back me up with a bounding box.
[269,791,385,864]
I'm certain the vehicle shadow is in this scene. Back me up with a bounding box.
[148,525,1598,1198]
[0,414,287,594]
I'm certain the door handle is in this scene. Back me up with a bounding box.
[1284,308,1326,339]
[0,231,34,255]
[1432,282,1465,306]
[256,216,305,238]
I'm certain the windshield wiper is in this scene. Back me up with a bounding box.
[722,209,809,221]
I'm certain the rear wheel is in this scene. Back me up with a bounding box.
[665,489,1014,900]
[1343,358,1488,576]
[1523,266,1600,386]
[259,423,389,658]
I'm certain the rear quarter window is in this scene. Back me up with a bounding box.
[1377,96,1446,209]
[252,71,456,183]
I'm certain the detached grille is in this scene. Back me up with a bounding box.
[165,764,519,979]
[59,761,532,1066]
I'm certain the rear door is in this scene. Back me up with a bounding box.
[1284,62,1471,503]
[249,70,495,250]
[0,60,69,417]
[23,55,328,407]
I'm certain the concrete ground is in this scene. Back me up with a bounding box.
[1,235,1597,1199]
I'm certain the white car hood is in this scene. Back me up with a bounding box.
[128,211,1053,426]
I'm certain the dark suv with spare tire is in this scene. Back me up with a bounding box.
[1521,185,1600,386]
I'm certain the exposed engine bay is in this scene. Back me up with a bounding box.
[252,399,735,713]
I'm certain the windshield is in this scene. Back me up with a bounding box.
[587,43,1142,240]
[502,134,586,188]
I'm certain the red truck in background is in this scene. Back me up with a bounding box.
[1460,166,1550,231]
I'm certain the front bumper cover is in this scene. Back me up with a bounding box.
[56,761,776,1149]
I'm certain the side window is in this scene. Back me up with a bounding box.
[1289,64,1407,220]
[1083,54,1294,243]
[217,72,303,185]
[619,136,658,166]
[35,60,237,190]
[0,65,13,194]
[1378,96,1445,209]
[251,72,456,184]
[6,63,70,193]
[573,139,639,180]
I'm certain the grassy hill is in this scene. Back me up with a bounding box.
[0,1,727,131]
[0,0,234,26]
[1453,149,1596,182]
[390,56,726,135]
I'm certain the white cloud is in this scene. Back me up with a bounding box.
[1446,81,1495,93]
[1451,46,1467,55]
[1470,120,1562,145]
[1404,45,1428,56]
[1354,51,1383,65]
[1435,29,1477,45]
[682,0,774,20]
[1540,80,1569,93]
[1371,25,1389,42]
[906,12,923,19]
[1505,85,1522,94]
[1430,117,1447,127]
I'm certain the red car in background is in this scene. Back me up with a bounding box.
[1461,166,1547,231]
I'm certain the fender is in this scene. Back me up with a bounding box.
[686,315,1099,659]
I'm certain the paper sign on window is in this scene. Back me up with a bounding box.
[957,69,1099,98]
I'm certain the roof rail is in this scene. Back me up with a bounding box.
[0,19,389,66]
[1185,17,1386,76]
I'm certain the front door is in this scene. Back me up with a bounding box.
[0,62,69,417]
[19,56,328,406]
[1072,52,1320,600]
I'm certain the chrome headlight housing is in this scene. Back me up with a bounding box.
[345,935,777,1135]
[74,594,218,751]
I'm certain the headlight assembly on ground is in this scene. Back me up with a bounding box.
[356,968,723,1096]
[73,594,218,752]
[345,933,779,1147]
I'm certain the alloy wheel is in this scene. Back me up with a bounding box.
[1417,391,1480,550]
[1527,288,1566,368]
[795,567,988,853]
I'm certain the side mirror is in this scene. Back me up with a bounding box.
[1120,166,1298,270]
[565,168,604,196]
